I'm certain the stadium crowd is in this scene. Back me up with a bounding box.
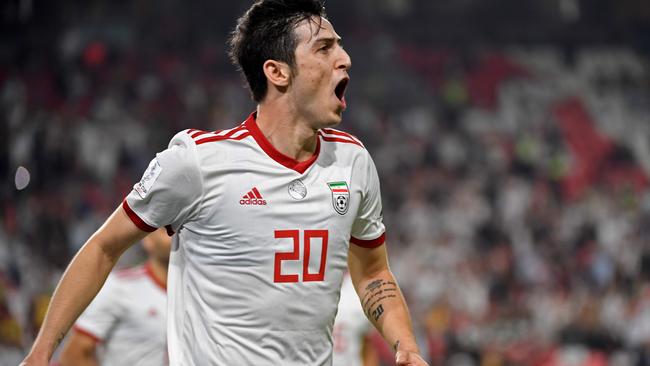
[1,1,650,365]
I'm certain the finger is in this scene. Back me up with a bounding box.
[395,350,410,365]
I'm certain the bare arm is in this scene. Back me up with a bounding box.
[57,330,100,366]
[348,243,428,366]
[20,205,148,365]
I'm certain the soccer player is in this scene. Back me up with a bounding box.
[56,228,170,366]
[333,273,379,366]
[21,1,428,365]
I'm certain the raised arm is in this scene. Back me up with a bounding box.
[348,243,428,366]
[20,205,148,366]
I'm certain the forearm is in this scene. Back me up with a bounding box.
[28,239,120,361]
[356,269,419,354]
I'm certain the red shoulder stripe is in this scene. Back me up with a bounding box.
[319,134,364,147]
[186,128,217,138]
[196,134,251,145]
[321,128,360,142]
[196,125,249,145]
[190,130,211,138]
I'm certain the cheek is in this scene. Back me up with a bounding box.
[300,62,327,83]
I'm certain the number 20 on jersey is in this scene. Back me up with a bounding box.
[274,229,329,283]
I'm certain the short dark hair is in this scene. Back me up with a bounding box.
[228,0,327,102]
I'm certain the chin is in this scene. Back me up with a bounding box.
[322,114,343,129]
[309,112,341,130]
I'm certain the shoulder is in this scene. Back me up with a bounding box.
[318,128,376,170]
[164,125,251,169]
[149,130,212,184]
[318,128,365,149]
[179,123,251,147]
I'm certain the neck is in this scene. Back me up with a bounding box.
[255,102,319,162]
[147,259,168,288]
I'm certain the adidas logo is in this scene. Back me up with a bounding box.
[240,187,267,206]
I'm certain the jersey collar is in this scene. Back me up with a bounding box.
[244,112,321,174]
[145,262,167,292]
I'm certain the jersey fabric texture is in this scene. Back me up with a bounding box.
[73,264,167,366]
[124,113,386,365]
[333,274,373,366]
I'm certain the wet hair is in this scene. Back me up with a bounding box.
[228,0,327,102]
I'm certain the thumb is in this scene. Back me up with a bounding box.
[395,350,411,365]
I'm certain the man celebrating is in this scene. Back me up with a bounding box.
[21,1,427,365]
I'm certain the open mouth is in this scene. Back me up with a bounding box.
[334,78,349,102]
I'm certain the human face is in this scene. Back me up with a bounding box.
[289,17,351,129]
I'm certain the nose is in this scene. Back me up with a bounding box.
[336,47,352,71]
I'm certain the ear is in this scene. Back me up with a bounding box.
[262,59,291,88]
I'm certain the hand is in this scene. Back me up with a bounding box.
[395,350,429,366]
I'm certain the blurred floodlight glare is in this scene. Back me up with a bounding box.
[15,166,30,190]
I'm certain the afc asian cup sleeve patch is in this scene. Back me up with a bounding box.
[134,159,163,199]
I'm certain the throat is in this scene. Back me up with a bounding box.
[265,129,319,162]
[255,111,320,162]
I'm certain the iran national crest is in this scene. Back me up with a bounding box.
[327,181,349,215]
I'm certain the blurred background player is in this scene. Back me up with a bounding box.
[56,228,170,366]
[333,272,379,366]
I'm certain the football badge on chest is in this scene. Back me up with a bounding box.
[327,181,350,215]
[288,179,307,200]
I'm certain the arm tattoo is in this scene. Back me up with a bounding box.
[361,279,398,321]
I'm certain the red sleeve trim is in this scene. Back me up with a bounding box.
[350,233,386,248]
[165,225,175,236]
[73,325,103,344]
[122,200,157,232]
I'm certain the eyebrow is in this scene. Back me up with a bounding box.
[313,36,343,48]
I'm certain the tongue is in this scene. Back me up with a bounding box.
[341,96,347,109]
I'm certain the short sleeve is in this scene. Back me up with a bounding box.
[74,275,124,342]
[124,131,203,233]
[350,152,386,248]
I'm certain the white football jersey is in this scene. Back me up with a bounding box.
[333,274,372,366]
[124,113,385,365]
[73,264,167,366]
